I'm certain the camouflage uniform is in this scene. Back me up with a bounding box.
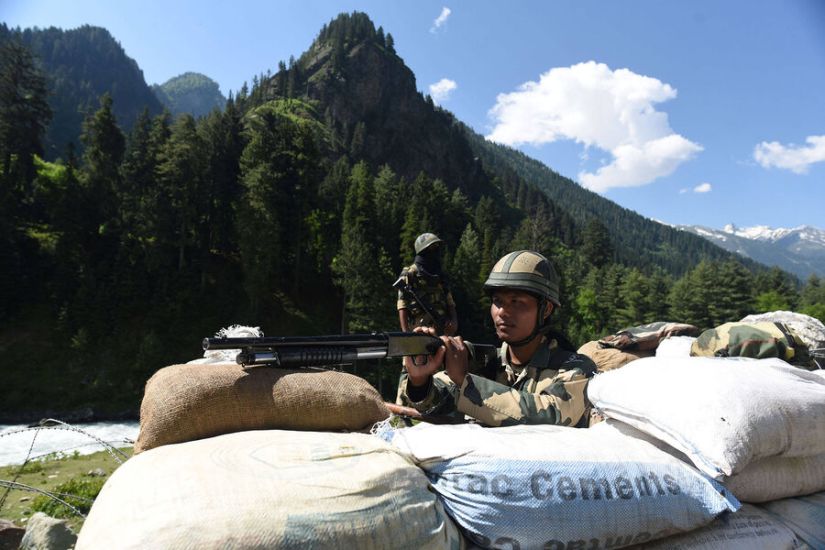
[396,263,456,332]
[397,337,595,427]
[691,321,814,368]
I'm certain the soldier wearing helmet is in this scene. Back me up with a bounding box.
[397,250,595,427]
[395,232,458,336]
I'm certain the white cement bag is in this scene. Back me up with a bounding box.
[761,492,825,549]
[631,503,804,549]
[596,419,825,503]
[387,423,739,550]
[587,356,825,478]
[655,336,696,358]
[78,430,461,550]
[725,454,825,503]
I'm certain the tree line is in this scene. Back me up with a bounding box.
[1,36,823,416]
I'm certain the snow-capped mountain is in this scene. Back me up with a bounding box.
[674,224,825,279]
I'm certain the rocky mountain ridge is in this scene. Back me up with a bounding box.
[675,224,825,279]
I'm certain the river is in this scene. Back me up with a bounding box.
[0,421,139,467]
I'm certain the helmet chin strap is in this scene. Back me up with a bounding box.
[504,297,553,348]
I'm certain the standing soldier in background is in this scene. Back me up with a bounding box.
[395,232,458,336]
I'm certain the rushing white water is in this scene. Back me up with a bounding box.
[0,421,139,467]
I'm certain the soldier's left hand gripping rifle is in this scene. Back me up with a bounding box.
[202,331,496,369]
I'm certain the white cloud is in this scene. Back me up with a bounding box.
[429,78,457,104]
[753,135,825,174]
[679,188,689,194]
[431,7,451,33]
[486,61,702,193]
[694,182,712,193]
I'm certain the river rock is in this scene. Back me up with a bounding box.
[19,513,76,550]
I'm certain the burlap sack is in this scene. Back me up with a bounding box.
[578,340,652,372]
[135,363,390,452]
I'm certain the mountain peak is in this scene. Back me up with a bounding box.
[313,12,393,54]
[677,223,825,278]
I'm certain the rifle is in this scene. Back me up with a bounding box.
[392,275,445,333]
[203,331,496,369]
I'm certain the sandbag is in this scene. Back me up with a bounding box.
[725,454,825,503]
[761,492,825,549]
[386,422,739,549]
[135,363,389,452]
[596,419,825,503]
[78,430,461,549]
[577,340,652,372]
[631,504,804,550]
[655,336,696,358]
[587,356,825,479]
[691,322,813,368]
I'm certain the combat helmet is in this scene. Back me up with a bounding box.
[484,250,560,306]
[414,233,443,254]
[484,250,561,347]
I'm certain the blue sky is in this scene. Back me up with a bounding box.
[3,0,824,231]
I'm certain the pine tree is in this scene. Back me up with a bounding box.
[714,261,754,323]
[581,218,613,268]
[155,114,207,274]
[0,39,52,208]
[615,268,649,328]
[332,162,394,332]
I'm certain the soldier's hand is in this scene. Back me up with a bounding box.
[442,335,469,386]
[403,326,444,386]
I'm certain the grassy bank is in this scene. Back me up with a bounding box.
[0,447,131,533]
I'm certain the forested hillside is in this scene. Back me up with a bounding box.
[464,130,763,276]
[0,23,164,160]
[1,12,823,420]
[152,72,226,118]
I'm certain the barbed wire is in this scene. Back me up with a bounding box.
[0,419,132,517]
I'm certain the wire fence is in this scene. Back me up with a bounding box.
[0,419,134,518]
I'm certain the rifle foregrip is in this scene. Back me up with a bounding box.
[241,348,360,367]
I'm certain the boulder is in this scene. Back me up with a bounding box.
[19,513,76,550]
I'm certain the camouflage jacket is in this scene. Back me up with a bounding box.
[396,263,455,331]
[397,338,596,427]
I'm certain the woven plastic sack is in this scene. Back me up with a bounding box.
[135,363,389,452]
[761,492,825,549]
[655,336,696,358]
[588,356,825,479]
[387,422,738,549]
[631,504,804,549]
[78,430,461,549]
[725,454,825,503]
[595,419,825,503]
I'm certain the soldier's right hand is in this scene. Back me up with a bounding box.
[403,326,445,386]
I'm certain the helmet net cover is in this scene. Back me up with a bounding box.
[483,250,561,306]
[414,233,443,254]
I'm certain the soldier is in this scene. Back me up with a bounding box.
[395,232,458,336]
[397,250,596,427]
